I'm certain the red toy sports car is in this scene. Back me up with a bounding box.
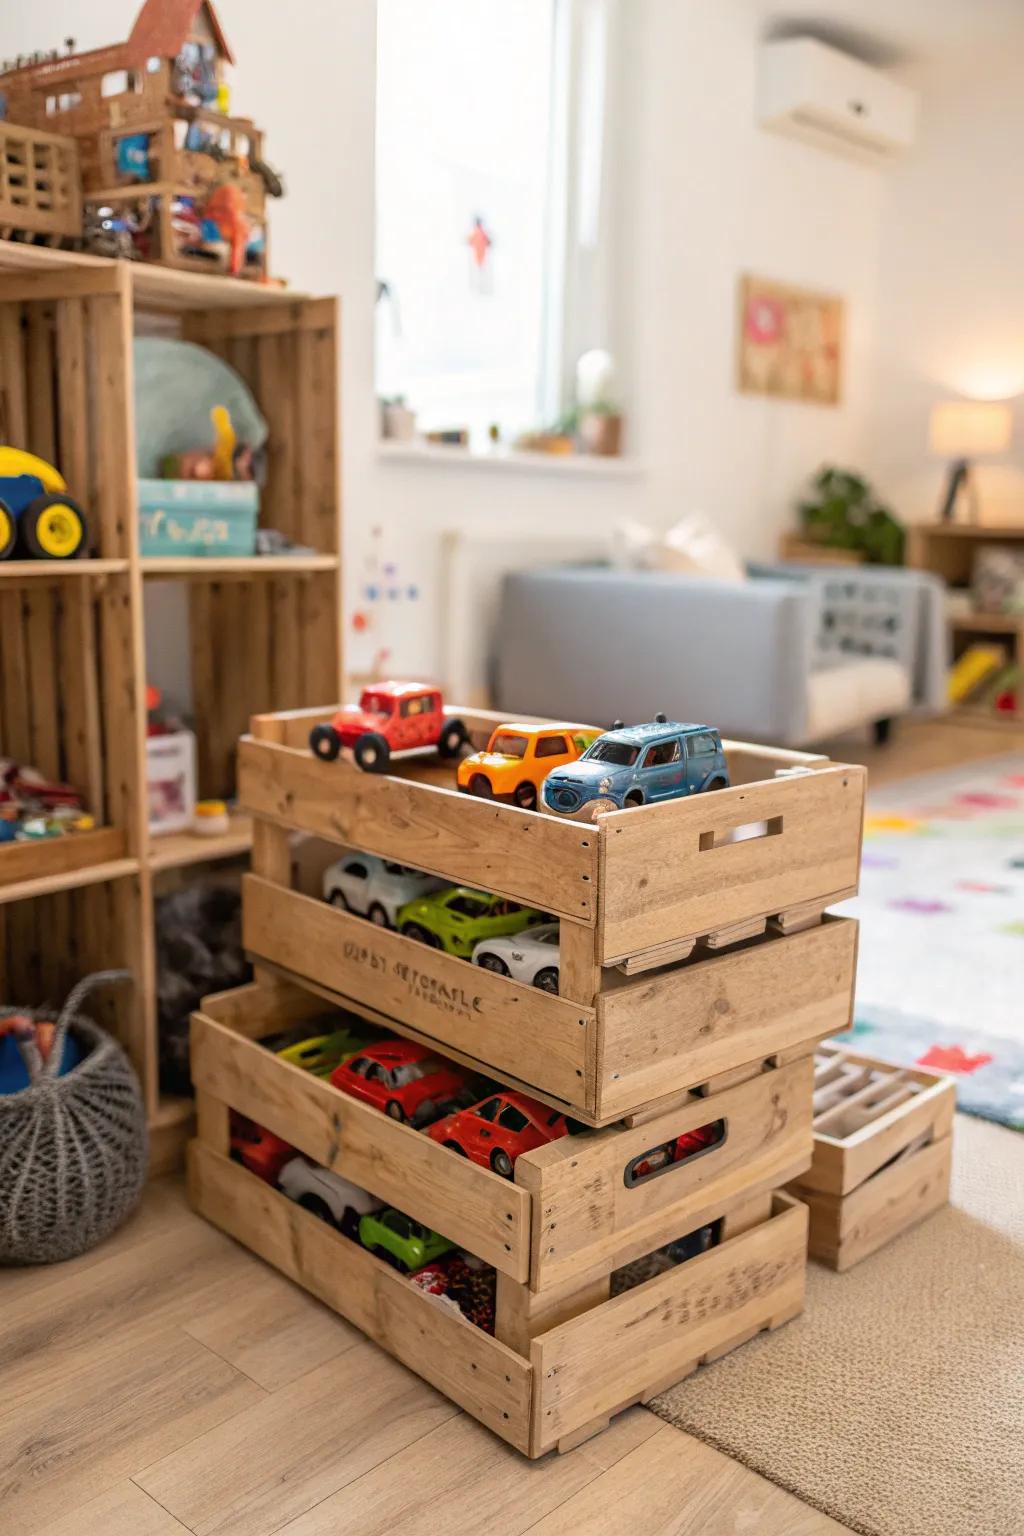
[426,1089,568,1178]
[330,1039,469,1126]
[627,1120,723,1183]
[309,682,467,773]
[229,1113,296,1184]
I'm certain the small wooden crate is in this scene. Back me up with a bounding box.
[0,123,81,242]
[189,979,809,1457]
[191,977,815,1293]
[788,1047,956,1271]
[237,707,863,1124]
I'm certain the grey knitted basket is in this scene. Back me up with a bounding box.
[0,971,149,1266]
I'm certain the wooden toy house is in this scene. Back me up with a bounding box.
[0,0,280,278]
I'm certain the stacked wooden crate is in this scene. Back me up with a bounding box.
[188,707,865,1456]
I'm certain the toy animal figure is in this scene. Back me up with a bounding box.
[202,183,249,276]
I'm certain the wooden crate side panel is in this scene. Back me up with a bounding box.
[190,1010,531,1279]
[521,1057,814,1291]
[597,765,865,962]
[804,1077,956,1197]
[530,1196,808,1453]
[799,1134,952,1270]
[237,737,598,923]
[242,875,593,1107]
[188,1140,534,1453]
[596,918,857,1118]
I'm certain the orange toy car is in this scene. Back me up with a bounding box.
[456,722,596,810]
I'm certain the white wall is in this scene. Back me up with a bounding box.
[9,0,890,686]
[864,42,1024,523]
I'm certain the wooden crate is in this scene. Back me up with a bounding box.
[189,1129,807,1457]
[0,124,81,242]
[236,708,859,1123]
[191,977,815,1292]
[239,707,865,969]
[788,1047,956,1271]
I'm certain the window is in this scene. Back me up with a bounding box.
[473,1097,502,1122]
[347,1057,372,1077]
[365,1063,389,1085]
[392,1059,445,1087]
[446,895,488,918]
[362,692,395,715]
[400,695,423,717]
[536,734,569,758]
[343,861,368,880]
[687,734,716,757]
[491,733,529,758]
[498,1105,530,1132]
[586,739,639,767]
[386,1212,412,1237]
[375,0,619,446]
[643,740,680,769]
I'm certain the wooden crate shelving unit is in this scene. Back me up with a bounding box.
[189,705,865,1455]
[0,242,342,1169]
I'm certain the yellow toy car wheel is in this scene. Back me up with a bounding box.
[0,501,16,560]
[22,494,88,560]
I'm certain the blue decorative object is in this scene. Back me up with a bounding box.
[542,717,730,820]
[0,1029,81,1096]
[137,479,259,557]
[116,132,150,180]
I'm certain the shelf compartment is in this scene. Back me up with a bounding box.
[141,555,339,579]
[148,813,252,872]
[0,826,126,894]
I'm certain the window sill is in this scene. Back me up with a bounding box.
[377,440,643,479]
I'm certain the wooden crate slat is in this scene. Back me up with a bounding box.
[595,917,857,1119]
[237,737,599,925]
[188,1140,535,1454]
[0,301,28,444]
[518,1057,814,1292]
[24,585,61,783]
[530,1194,807,1454]
[597,763,866,963]
[242,874,593,1109]
[24,303,57,465]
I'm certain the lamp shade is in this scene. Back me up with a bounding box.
[929,400,1013,458]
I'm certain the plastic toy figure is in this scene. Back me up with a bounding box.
[309,682,468,772]
[541,715,730,821]
[427,1089,569,1178]
[358,1207,456,1272]
[322,851,446,928]
[229,1114,295,1183]
[276,1026,377,1077]
[456,722,597,810]
[0,447,88,560]
[277,1157,382,1238]
[330,1039,469,1126]
[471,922,560,993]
[396,886,546,959]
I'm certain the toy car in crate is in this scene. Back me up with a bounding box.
[0,448,89,561]
[457,721,597,809]
[541,716,729,820]
[309,682,468,771]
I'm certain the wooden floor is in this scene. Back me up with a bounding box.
[4,712,1011,1536]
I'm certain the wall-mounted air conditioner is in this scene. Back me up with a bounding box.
[757,37,918,163]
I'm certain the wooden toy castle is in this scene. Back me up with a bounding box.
[0,0,282,279]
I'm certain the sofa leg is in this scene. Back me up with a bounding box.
[873,717,894,746]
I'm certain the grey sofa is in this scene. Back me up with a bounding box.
[493,563,946,746]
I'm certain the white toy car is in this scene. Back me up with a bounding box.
[471,922,561,993]
[278,1157,383,1238]
[322,851,445,928]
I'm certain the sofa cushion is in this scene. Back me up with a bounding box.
[805,658,912,742]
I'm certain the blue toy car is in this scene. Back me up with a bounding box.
[540,715,729,820]
[0,447,89,561]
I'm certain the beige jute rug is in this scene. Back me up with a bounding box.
[649,1114,1024,1536]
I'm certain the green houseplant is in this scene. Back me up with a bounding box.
[798,466,905,565]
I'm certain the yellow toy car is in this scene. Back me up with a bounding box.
[0,447,89,561]
[456,722,597,810]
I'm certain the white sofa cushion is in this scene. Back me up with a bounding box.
[805,658,912,742]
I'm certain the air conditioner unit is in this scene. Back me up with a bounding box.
[757,38,918,163]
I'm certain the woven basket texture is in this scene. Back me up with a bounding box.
[0,974,148,1266]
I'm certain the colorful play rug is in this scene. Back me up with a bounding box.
[834,754,1024,1131]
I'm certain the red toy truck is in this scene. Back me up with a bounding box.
[309,682,468,773]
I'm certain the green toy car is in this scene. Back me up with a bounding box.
[276,1026,378,1078]
[395,886,546,959]
[358,1207,455,1272]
